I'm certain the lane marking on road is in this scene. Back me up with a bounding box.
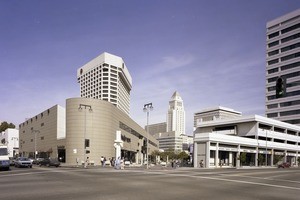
[122,169,300,191]
[217,173,300,185]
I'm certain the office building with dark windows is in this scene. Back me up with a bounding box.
[77,52,132,115]
[266,9,300,126]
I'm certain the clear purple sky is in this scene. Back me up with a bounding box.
[1,0,299,134]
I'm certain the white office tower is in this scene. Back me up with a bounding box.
[266,9,300,126]
[167,91,185,136]
[77,52,132,115]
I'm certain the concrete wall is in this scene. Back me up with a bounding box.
[66,98,158,165]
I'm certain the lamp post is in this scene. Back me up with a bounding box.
[78,104,92,168]
[32,130,40,160]
[143,103,153,169]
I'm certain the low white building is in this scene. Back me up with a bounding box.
[194,107,300,168]
[0,128,19,158]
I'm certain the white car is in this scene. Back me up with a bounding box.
[14,157,33,168]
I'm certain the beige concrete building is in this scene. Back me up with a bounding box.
[18,105,66,160]
[19,98,158,165]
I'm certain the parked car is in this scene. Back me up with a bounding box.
[278,162,291,168]
[39,158,60,167]
[14,157,33,168]
[33,158,45,165]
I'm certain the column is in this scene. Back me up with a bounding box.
[229,152,233,167]
[135,152,139,164]
[193,142,198,168]
[284,150,287,162]
[205,141,210,168]
[255,147,258,167]
[237,144,241,168]
[215,142,219,168]
[271,149,274,167]
[296,151,299,167]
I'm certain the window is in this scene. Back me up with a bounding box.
[268,49,279,56]
[281,32,300,43]
[283,119,300,124]
[281,22,300,34]
[268,31,279,39]
[280,100,300,107]
[268,41,279,48]
[280,109,300,116]
[281,61,300,71]
[268,68,278,74]
[268,58,279,65]
[267,77,278,83]
[281,52,300,62]
[267,104,278,109]
[281,42,300,53]
[267,113,278,118]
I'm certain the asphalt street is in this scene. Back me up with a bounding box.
[1,166,300,200]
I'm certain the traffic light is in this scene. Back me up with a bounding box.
[276,77,285,98]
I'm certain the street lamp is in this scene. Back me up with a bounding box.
[143,103,153,169]
[78,104,92,168]
[32,130,40,159]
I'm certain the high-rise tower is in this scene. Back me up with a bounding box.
[167,91,185,136]
[77,52,132,115]
[266,9,300,126]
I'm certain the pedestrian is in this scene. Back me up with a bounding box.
[120,158,125,169]
[86,157,89,167]
[111,157,115,167]
[115,157,121,170]
[103,157,107,167]
[100,156,104,167]
[200,160,204,168]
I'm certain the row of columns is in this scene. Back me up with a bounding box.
[197,141,299,168]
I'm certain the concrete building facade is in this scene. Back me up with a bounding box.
[145,122,167,136]
[0,128,19,158]
[19,98,159,165]
[193,107,300,168]
[266,9,300,126]
[18,105,66,160]
[167,91,185,136]
[194,106,242,129]
[77,52,132,115]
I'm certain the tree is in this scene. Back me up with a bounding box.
[0,121,16,132]
[273,155,283,165]
[258,154,265,166]
[177,151,189,161]
[239,152,247,166]
[150,150,161,163]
